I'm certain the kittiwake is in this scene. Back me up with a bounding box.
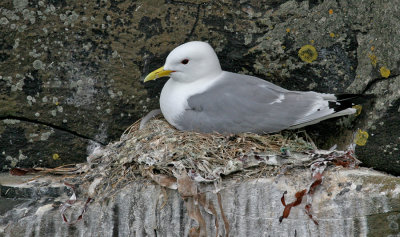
[143,41,357,134]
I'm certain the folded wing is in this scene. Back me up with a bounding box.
[175,72,353,134]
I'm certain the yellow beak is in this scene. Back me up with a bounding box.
[143,66,173,82]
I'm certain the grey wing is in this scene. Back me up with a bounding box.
[176,72,331,134]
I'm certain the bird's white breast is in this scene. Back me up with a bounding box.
[160,73,223,128]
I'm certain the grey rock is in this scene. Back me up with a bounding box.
[1,169,399,236]
[0,120,90,170]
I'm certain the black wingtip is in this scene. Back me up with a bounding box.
[335,93,376,101]
[330,94,375,112]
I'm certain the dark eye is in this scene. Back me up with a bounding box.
[181,59,189,64]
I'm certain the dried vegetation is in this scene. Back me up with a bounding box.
[11,118,360,236]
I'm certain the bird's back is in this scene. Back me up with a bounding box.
[174,72,345,134]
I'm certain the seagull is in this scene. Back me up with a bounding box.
[143,41,357,134]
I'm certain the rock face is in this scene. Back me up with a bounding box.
[1,0,400,174]
[1,169,400,237]
[1,119,400,236]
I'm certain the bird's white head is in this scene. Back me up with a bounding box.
[144,41,222,83]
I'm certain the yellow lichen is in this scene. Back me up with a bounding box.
[298,45,318,63]
[370,46,375,51]
[354,129,368,146]
[329,9,333,15]
[53,153,60,160]
[329,32,335,38]
[368,53,377,67]
[352,105,362,116]
[55,102,59,106]
[380,66,390,78]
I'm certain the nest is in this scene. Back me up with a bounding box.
[57,118,359,232]
[77,119,317,200]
